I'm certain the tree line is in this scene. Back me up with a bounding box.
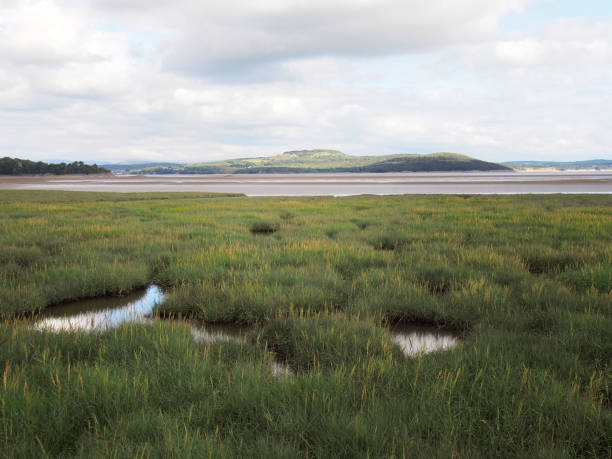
[0,157,109,175]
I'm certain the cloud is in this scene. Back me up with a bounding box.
[0,0,610,163]
[155,0,532,77]
[463,18,612,85]
[0,2,97,66]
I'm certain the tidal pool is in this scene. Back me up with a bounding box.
[35,284,164,332]
[388,323,458,356]
[35,285,253,345]
[189,322,248,343]
[35,285,294,375]
[35,284,459,358]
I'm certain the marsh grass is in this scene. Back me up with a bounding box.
[0,191,611,457]
[249,220,280,234]
[257,314,404,373]
[370,232,414,251]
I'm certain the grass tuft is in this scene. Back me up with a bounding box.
[249,220,280,234]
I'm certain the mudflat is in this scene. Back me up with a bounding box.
[1,171,611,195]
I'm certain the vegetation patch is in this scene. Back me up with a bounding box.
[523,250,578,274]
[370,233,412,251]
[560,264,612,294]
[249,220,280,234]
[324,223,353,239]
[257,315,403,372]
[350,218,371,230]
[325,227,340,239]
[414,266,467,295]
[383,312,463,334]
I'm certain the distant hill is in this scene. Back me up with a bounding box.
[130,150,511,174]
[101,162,183,172]
[0,157,109,175]
[504,159,612,170]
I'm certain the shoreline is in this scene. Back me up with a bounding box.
[1,171,611,195]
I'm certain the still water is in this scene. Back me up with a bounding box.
[35,285,164,332]
[388,323,458,356]
[36,285,254,343]
[36,284,459,357]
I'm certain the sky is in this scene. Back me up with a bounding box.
[0,0,611,164]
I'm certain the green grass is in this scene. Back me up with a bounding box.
[0,191,611,457]
[249,220,280,235]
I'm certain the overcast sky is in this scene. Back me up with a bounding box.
[1,0,611,163]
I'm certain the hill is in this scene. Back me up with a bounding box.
[101,162,183,173]
[503,159,612,171]
[0,157,109,175]
[131,150,511,174]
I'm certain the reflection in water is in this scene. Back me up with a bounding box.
[389,323,458,356]
[190,323,294,376]
[34,286,293,375]
[271,361,293,377]
[34,287,458,373]
[189,322,247,343]
[36,284,165,332]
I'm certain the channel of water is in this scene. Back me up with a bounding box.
[35,284,459,361]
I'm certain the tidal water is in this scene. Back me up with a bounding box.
[3,172,611,195]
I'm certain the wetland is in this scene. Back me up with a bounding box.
[0,190,610,457]
[35,283,459,359]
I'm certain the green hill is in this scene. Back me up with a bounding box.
[132,150,511,174]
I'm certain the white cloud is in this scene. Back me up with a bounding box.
[0,0,610,163]
[0,2,96,65]
[462,18,612,83]
[157,0,532,76]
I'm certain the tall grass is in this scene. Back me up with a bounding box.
[0,191,611,456]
